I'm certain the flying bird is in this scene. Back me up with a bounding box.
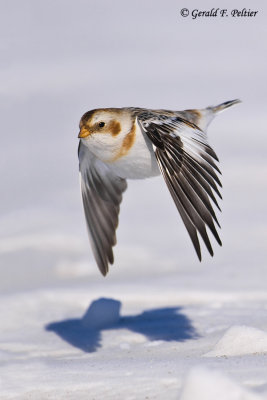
[78,100,240,275]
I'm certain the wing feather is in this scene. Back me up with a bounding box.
[156,152,202,260]
[78,141,127,275]
[161,141,220,221]
[139,114,222,260]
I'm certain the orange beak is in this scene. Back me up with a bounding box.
[78,126,90,138]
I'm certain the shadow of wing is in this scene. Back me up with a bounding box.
[46,319,101,352]
[122,307,198,341]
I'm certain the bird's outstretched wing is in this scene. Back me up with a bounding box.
[138,113,222,260]
[78,141,127,275]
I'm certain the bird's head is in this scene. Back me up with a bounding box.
[78,108,135,163]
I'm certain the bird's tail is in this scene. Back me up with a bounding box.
[196,99,241,131]
[210,99,241,114]
[183,99,241,131]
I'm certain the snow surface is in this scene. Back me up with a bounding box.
[180,367,263,400]
[205,326,267,357]
[1,0,267,399]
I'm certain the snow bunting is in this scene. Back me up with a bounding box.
[78,99,240,275]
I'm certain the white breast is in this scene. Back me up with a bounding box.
[108,121,160,180]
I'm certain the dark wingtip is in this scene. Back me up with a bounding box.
[194,239,202,261]
[206,242,214,257]
[98,262,109,277]
[100,268,108,277]
[216,236,222,246]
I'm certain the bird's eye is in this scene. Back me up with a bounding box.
[98,122,105,128]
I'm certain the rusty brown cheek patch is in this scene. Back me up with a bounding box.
[109,121,121,136]
[113,124,136,161]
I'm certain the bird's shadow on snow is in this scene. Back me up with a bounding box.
[46,298,198,353]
